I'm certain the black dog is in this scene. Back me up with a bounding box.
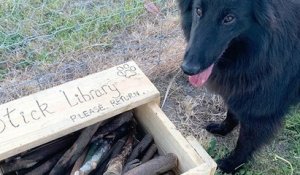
[177,0,300,173]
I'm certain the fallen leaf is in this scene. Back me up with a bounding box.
[144,1,160,15]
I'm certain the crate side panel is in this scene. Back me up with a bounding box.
[134,102,205,173]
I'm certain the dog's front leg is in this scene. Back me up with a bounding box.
[206,109,239,136]
[217,116,281,174]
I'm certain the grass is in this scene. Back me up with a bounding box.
[207,106,300,175]
[0,0,149,80]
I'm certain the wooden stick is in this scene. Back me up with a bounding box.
[123,135,156,173]
[126,134,153,163]
[88,121,131,174]
[141,144,157,163]
[123,153,178,175]
[98,136,127,166]
[23,132,79,157]
[75,140,111,175]
[162,171,176,175]
[49,123,101,175]
[0,134,78,174]
[103,136,133,175]
[84,123,133,175]
[91,111,133,142]
[84,139,102,163]
[106,122,132,143]
[70,148,88,175]
[91,136,127,175]
[24,152,63,175]
[122,159,141,173]
[0,159,36,175]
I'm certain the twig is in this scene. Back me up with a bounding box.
[49,123,102,175]
[274,154,294,175]
[162,171,176,175]
[122,159,141,173]
[24,152,63,175]
[91,137,127,175]
[70,148,88,175]
[84,139,103,163]
[126,134,153,163]
[0,133,78,174]
[91,111,133,142]
[106,122,132,142]
[123,153,178,175]
[141,144,158,163]
[103,136,133,175]
[75,140,111,175]
[161,69,180,109]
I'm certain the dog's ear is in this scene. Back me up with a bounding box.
[253,0,277,28]
[177,0,193,13]
[177,0,194,41]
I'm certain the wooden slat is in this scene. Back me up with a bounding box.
[186,136,217,175]
[181,164,212,175]
[134,102,209,173]
[0,61,160,161]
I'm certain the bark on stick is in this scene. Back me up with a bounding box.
[49,123,101,175]
[123,153,178,175]
[103,136,133,175]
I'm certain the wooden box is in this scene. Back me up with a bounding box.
[0,61,216,175]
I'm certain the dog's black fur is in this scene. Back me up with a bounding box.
[177,0,300,173]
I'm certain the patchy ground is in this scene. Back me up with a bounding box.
[0,1,299,175]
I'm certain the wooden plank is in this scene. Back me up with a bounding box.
[186,136,217,175]
[181,164,211,175]
[0,61,160,161]
[134,102,208,173]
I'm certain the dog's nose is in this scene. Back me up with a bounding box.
[181,63,200,75]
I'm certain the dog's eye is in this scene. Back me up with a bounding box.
[223,14,236,24]
[196,8,203,17]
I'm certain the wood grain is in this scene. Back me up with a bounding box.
[186,136,217,175]
[0,61,159,161]
[134,102,208,173]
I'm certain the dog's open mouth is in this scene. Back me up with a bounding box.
[188,40,234,87]
[188,64,214,87]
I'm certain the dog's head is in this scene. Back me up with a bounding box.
[181,0,276,86]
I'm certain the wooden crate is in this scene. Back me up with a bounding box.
[0,61,216,174]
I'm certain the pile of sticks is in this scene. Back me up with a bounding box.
[0,111,178,175]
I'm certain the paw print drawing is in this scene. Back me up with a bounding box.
[117,64,137,78]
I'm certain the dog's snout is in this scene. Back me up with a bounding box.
[181,62,200,75]
[181,50,203,75]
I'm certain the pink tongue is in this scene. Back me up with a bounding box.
[188,64,214,87]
